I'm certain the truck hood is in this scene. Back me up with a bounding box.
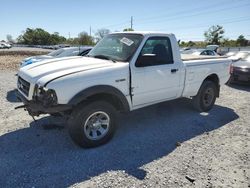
[18,56,118,85]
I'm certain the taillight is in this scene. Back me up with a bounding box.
[230,64,234,74]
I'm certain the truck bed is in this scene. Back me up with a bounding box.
[181,54,227,61]
[181,55,231,98]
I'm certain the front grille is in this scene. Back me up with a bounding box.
[17,77,30,97]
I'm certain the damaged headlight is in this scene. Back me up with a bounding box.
[33,84,58,106]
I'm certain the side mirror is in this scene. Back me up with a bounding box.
[135,54,156,67]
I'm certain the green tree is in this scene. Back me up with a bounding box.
[180,41,187,47]
[236,35,248,47]
[204,25,224,45]
[6,34,14,43]
[194,41,207,48]
[50,32,66,45]
[17,28,66,45]
[123,28,134,31]
[95,28,110,41]
[187,41,195,47]
[220,38,236,47]
[78,32,94,45]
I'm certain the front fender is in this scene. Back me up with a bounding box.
[68,85,130,112]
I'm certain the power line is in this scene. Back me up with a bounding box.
[94,0,249,31]
[101,20,130,29]
[170,17,250,41]
[90,0,249,36]
[155,17,250,31]
[136,0,249,24]
[135,0,230,23]
[136,3,250,26]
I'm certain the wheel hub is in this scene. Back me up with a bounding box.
[83,111,110,140]
[203,87,214,107]
[92,121,102,129]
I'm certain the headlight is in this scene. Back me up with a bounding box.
[33,84,58,106]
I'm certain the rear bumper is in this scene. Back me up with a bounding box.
[231,66,250,82]
[16,90,72,116]
[231,72,250,82]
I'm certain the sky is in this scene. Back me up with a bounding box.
[0,0,250,41]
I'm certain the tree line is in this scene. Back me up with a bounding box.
[5,25,249,47]
[179,25,249,48]
[6,27,133,46]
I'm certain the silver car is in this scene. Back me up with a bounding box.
[21,46,92,67]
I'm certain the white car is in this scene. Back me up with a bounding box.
[227,51,250,62]
[20,46,92,67]
[16,32,231,148]
[0,42,12,49]
[182,49,218,56]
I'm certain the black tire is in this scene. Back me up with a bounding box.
[68,101,117,148]
[192,80,218,112]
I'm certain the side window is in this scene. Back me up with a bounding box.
[200,51,207,55]
[80,49,91,56]
[136,37,173,67]
[208,51,213,55]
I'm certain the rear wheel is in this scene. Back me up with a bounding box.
[192,80,218,112]
[68,101,117,148]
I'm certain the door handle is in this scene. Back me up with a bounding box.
[171,69,178,73]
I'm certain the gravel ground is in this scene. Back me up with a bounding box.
[0,47,52,52]
[0,50,49,70]
[0,55,28,70]
[0,71,249,188]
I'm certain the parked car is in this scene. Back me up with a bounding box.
[225,51,237,57]
[0,42,12,49]
[180,47,191,52]
[228,54,250,83]
[16,32,231,148]
[228,51,250,62]
[206,45,219,52]
[20,46,92,67]
[182,49,218,56]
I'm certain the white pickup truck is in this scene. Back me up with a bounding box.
[16,32,231,148]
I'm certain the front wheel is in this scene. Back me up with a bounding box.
[192,80,218,112]
[68,101,117,148]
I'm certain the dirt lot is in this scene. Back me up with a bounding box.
[0,50,48,70]
[0,68,249,187]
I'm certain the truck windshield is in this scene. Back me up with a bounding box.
[88,33,143,62]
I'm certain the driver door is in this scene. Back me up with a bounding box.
[131,36,181,107]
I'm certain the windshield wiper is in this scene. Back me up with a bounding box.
[93,55,116,63]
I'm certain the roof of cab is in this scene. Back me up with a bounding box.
[112,31,174,36]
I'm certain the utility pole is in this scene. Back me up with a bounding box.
[89,26,92,37]
[130,16,133,30]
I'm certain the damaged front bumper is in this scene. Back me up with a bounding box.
[15,90,72,116]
